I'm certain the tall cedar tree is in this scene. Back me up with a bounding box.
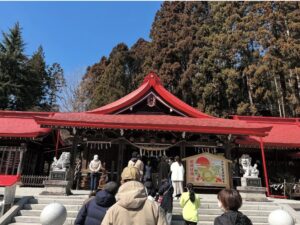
[78,2,300,117]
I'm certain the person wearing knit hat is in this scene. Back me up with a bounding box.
[121,166,140,183]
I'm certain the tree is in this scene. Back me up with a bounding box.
[44,63,65,111]
[0,22,27,109]
[0,23,66,111]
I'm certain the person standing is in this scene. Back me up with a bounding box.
[158,179,174,225]
[128,152,144,180]
[180,183,200,225]
[158,156,170,187]
[144,160,153,182]
[214,189,253,225]
[170,156,185,198]
[101,166,167,225]
[98,162,108,189]
[89,155,102,192]
[75,181,118,225]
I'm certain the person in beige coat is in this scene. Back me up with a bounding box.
[101,167,167,225]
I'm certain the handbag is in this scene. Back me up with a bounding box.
[157,185,172,205]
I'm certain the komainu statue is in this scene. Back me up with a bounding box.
[239,154,259,178]
[51,152,71,171]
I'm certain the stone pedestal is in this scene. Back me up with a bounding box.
[237,186,268,201]
[40,180,72,196]
[241,177,262,187]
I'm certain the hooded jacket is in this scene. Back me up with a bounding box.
[214,210,253,225]
[101,181,167,225]
[75,190,116,225]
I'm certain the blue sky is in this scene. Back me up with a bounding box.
[0,2,162,84]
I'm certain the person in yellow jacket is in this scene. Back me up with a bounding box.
[179,183,200,225]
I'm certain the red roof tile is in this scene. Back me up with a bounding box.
[35,113,272,137]
[0,111,52,138]
[233,116,300,147]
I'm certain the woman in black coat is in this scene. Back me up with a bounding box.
[158,179,174,225]
[214,189,253,225]
[75,182,118,225]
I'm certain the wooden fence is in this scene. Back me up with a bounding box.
[20,175,49,187]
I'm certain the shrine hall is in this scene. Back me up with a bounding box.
[1,72,300,197]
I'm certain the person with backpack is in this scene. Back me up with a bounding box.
[214,189,253,225]
[75,181,118,225]
[158,179,174,225]
[180,183,200,225]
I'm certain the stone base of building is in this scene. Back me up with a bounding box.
[40,180,72,196]
[237,186,268,202]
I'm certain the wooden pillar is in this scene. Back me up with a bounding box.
[116,141,124,182]
[224,140,233,188]
[180,141,186,159]
[81,143,88,170]
[0,149,6,174]
[5,151,12,175]
[17,146,26,175]
[69,133,79,186]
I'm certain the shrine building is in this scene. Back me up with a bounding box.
[0,72,300,196]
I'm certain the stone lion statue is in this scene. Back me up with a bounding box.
[51,152,71,171]
[239,154,259,178]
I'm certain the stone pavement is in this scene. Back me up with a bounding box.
[1,187,300,225]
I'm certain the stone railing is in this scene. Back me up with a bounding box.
[20,175,49,187]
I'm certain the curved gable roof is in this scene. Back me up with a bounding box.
[88,72,213,118]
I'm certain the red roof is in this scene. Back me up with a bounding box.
[0,111,52,138]
[0,175,20,186]
[88,72,213,118]
[35,113,272,137]
[233,116,300,148]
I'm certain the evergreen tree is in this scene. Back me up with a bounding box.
[77,2,300,117]
[90,43,133,108]
[0,22,27,109]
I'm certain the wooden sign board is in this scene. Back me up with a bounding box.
[183,153,231,188]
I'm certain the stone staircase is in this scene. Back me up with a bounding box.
[5,193,290,225]
[8,194,88,225]
[172,198,282,225]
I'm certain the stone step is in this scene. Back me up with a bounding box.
[34,194,88,199]
[28,198,85,205]
[173,201,278,206]
[199,215,268,223]
[8,223,41,225]
[172,214,268,223]
[171,221,268,225]
[172,208,273,216]
[13,216,75,225]
[173,200,277,204]
[173,204,280,210]
[19,209,78,217]
[24,203,82,211]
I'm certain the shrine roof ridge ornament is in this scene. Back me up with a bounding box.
[142,71,162,85]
